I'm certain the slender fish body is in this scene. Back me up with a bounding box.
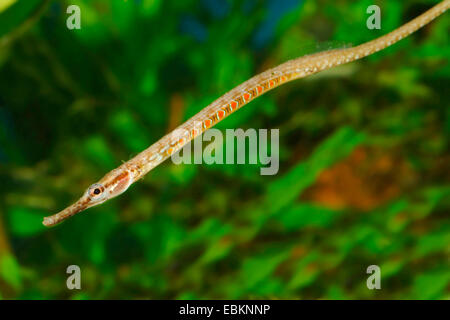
[43,1,450,226]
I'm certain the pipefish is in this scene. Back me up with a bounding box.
[43,1,450,226]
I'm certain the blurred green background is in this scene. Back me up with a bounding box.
[0,0,449,299]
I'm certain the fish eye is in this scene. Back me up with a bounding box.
[88,183,105,199]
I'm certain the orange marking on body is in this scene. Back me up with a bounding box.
[257,86,263,94]
[217,109,226,120]
[204,119,212,129]
[269,80,275,87]
[191,128,198,137]
[243,92,250,101]
[230,101,238,111]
